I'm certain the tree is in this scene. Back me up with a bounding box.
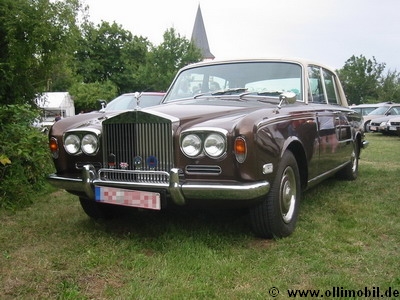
[337,55,386,105]
[377,70,400,102]
[69,81,118,113]
[75,21,150,94]
[137,28,203,91]
[0,0,82,105]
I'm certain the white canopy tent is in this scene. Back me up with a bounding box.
[35,92,75,121]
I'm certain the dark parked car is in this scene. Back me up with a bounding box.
[98,92,165,111]
[48,59,368,238]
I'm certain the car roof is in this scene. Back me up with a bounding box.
[351,101,394,108]
[180,57,337,72]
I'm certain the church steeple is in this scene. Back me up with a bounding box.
[191,4,215,60]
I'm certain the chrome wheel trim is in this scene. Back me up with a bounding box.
[351,149,358,173]
[280,166,297,224]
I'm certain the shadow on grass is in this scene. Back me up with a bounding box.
[76,206,253,245]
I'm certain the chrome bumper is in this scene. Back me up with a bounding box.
[48,164,270,206]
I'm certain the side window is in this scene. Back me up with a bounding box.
[308,66,325,103]
[322,69,340,105]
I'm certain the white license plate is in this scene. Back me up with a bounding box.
[369,126,377,131]
[389,126,396,131]
[95,186,161,210]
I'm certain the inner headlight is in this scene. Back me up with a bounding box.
[64,134,80,155]
[204,133,226,157]
[181,134,202,157]
[81,134,99,155]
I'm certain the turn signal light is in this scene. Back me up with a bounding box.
[234,137,247,163]
[49,137,59,159]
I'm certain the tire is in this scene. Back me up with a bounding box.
[79,197,115,220]
[337,142,359,181]
[249,151,301,239]
[364,121,371,132]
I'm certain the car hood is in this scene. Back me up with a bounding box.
[370,116,392,124]
[143,98,281,130]
[50,111,119,135]
[51,98,307,135]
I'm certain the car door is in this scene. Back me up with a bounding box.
[308,66,353,176]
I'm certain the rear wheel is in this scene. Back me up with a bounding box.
[249,151,301,239]
[337,142,359,181]
[79,197,115,220]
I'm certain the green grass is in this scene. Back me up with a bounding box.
[1,133,399,299]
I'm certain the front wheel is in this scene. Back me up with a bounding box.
[249,151,301,239]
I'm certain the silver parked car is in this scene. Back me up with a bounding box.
[362,103,400,132]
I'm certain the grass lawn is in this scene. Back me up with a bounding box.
[1,133,399,299]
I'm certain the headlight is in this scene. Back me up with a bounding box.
[64,134,80,154]
[181,134,202,157]
[81,134,99,155]
[204,133,225,157]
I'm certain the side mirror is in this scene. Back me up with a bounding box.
[280,91,297,104]
[98,100,107,110]
[274,92,297,113]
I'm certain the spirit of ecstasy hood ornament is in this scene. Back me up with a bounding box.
[134,92,142,110]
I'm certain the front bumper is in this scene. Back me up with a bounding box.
[48,164,270,206]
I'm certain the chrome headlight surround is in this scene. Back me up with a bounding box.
[64,134,81,155]
[181,134,202,157]
[180,128,227,159]
[63,129,100,156]
[81,134,99,155]
[204,133,226,158]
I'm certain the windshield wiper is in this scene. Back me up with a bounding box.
[211,88,248,95]
[256,90,283,97]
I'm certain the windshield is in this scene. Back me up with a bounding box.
[163,62,303,102]
[104,94,164,111]
[368,106,390,115]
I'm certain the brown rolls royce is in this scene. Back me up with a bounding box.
[47,59,368,238]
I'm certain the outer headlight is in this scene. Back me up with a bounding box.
[204,133,225,157]
[81,134,99,155]
[64,134,80,154]
[181,134,202,157]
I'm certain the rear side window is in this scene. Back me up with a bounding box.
[322,69,340,105]
[308,66,341,105]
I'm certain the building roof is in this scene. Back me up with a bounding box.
[191,5,215,60]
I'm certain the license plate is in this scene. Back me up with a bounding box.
[95,186,161,210]
[369,126,377,131]
[389,126,396,131]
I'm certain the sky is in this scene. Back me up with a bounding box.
[82,0,400,71]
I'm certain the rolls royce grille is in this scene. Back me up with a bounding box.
[101,113,174,184]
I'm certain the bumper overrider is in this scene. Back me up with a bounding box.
[48,164,270,207]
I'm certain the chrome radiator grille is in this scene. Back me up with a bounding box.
[101,113,174,183]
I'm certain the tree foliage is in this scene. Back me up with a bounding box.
[337,55,399,105]
[69,81,118,113]
[0,105,54,208]
[0,0,81,105]
[75,21,150,94]
[138,28,203,91]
